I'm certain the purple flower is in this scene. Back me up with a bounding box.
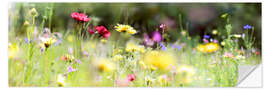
[160,43,167,51]
[203,35,210,39]
[54,38,62,46]
[75,59,82,64]
[25,37,31,44]
[152,31,162,43]
[67,66,77,72]
[170,43,182,51]
[243,24,252,30]
[83,51,88,57]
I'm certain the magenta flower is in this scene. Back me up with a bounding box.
[152,31,162,43]
[143,34,154,46]
[213,39,218,43]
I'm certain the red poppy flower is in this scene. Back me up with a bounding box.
[71,12,91,22]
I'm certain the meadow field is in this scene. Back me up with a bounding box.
[8,3,261,87]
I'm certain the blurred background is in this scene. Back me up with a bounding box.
[8,3,261,49]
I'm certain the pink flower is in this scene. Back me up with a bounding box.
[203,38,209,43]
[159,24,166,32]
[224,52,234,58]
[143,34,154,46]
[71,12,91,22]
[127,74,136,82]
[95,26,111,39]
[213,39,218,43]
[255,51,260,55]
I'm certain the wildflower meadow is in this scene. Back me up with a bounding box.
[8,3,261,87]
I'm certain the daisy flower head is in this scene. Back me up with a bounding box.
[114,24,137,34]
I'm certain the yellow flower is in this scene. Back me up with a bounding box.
[67,35,73,42]
[205,43,219,53]
[29,8,38,17]
[8,43,19,59]
[125,42,145,53]
[212,30,218,35]
[142,51,176,70]
[177,65,195,84]
[197,44,206,53]
[44,38,57,48]
[113,48,123,56]
[24,21,30,26]
[96,59,115,72]
[100,39,107,43]
[127,29,137,34]
[232,34,241,38]
[57,74,65,87]
[113,54,124,61]
[221,41,226,46]
[221,13,228,18]
[114,24,137,34]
